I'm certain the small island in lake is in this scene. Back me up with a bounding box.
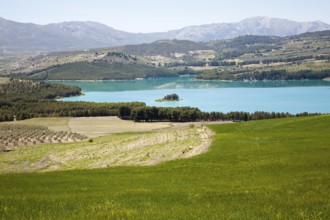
[155,93,181,102]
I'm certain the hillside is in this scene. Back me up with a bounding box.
[12,61,177,80]
[0,117,213,172]
[1,16,329,55]
[1,30,330,81]
[114,39,211,56]
[0,115,329,219]
[197,31,330,80]
[3,50,177,80]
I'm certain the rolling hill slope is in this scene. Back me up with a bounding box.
[0,115,329,219]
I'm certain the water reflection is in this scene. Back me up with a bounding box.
[54,76,330,92]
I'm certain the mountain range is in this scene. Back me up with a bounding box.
[0,16,329,55]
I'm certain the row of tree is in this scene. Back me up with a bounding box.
[0,100,146,122]
[197,68,330,81]
[118,106,318,122]
[157,54,324,69]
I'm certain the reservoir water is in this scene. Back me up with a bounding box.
[59,76,330,114]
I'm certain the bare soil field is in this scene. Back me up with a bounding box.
[4,117,71,131]
[6,117,176,137]
[68,117,174,137]
[0,77,10,84]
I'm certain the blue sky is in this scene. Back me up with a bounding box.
[1,0,329,32]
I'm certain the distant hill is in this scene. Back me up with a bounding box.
[1,17,329,55]
[0,17,161,55]
[3,30,330,81]
[169,17,330,41]
[114,40,211,56]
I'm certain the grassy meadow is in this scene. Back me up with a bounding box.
[0,115,329,219]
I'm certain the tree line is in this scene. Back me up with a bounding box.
[0,99,147,122]
[0,100,320,123]
[196,68,330,81]
[118,106,318,122]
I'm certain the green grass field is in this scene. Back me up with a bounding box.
[0,115,329,219]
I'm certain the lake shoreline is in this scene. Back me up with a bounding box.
[49,77,330,83]
[59,77,330,114]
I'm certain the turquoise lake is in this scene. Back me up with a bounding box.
[59,76,330,114]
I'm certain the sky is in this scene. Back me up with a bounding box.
[1,0,329,33]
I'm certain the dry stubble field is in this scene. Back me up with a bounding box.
[0,117,222,173]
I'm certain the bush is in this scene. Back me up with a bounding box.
[163,93,180,101]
